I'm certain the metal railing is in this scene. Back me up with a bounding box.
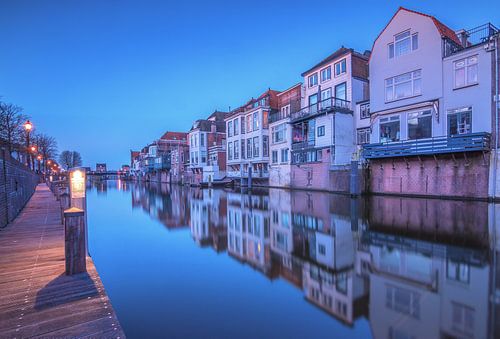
[444,23,499,57]
[362,132,491,159]
[291,140,315,150]
[291,97,351,122]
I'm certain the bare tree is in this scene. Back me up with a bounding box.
[0,101,29,154]
[33,133,58,171]
[59,150,83,170]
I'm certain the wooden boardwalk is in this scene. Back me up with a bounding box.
[0,184,125,338]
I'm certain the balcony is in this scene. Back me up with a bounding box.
[444,23,499,57]
[362,132,491,159]
[291,97,351,123]
[291,140,315,151]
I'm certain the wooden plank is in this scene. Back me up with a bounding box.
[0,184,125,338]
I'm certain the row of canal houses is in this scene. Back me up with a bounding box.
[131,7,500,200]
[123,181,498,338]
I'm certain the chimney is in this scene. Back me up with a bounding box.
[456,29,469,47]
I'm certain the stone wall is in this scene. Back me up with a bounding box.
[366,152,490,199]
[0,148,39,228]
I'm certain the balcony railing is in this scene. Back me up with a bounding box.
[363,132,491,159]
[444,23,499,57]
[291,97,351,123]
[291,140,315,151]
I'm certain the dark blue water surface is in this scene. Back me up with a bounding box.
[86,180,500,339]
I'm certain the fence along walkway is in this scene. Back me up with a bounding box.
[0,184,125,338]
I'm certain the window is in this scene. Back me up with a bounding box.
[263,136,269,157]
[317,126,325,137]
[241,139,245,159]
[360,103,370,119]
[253,137,259,157]
[241,117,245,134]
[380,115,400,142]
[262,110,268,129]
[388,31,418,58]
[272,123,286,143]
[320,88,332,109]
[334,59,346,76]
[448,107,472,136]
[335,82,346,102]
[228,142,233,160]
[200,133,205,146]
[320,66,331,82]
[234,119,239,136]
[452,302,475,334]
[281,105,290,119]
[234,140,239,159]
[246,115,252,133]
[454,56,478,88]
[253,112,259,131]
[308,73,318,87]
[272,150,278,163]
[357,128,370,145]
[228,121,233,137]
[447,260,470,283]
[408,110,432,140]
[318,244,326,255]
[385,285,420,319]
[200,151,207,163]
[281,148,289,163]
[247,139,252,158]
[385,70,421,101]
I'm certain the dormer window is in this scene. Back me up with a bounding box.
[308,73,318,87]
[388,31,418,58]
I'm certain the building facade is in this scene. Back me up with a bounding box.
[225,89,280,185]
[363,7,500,199]
[289,47,370,192]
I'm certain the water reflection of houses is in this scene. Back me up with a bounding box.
[365,196,491,339]
[189,188,228,252]
[226,190,278,278]
[131,183,190,229]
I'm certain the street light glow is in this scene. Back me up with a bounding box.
[24,120,33,131]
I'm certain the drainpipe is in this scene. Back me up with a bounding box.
[493,35,499,199]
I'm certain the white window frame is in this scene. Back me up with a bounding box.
[334,59,346,77]
[320,66,331,82]
[385,70,422,102]
[388,30,418,59]
[454,55,478,89]
[308,73,318,87]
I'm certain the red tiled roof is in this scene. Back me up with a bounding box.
[160,131,188,141]
[369,7,461,61]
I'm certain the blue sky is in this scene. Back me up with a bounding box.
[1,0,498,169]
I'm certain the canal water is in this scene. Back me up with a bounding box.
[86,180,500,339]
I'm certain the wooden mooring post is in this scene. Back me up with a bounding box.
[63,207,86,275]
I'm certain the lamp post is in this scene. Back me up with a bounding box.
[37,154,42,173]
[30,145,37,171]
[23,120,33,169]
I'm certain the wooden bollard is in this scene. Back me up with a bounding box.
[64,207,86,275]
[60,192,70,224]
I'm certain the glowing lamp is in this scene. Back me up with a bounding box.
[24,120,33,131]
[70,169,86,199]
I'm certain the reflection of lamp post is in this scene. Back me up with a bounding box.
[24,120,33,169]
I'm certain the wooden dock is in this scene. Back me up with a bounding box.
[0,184,125,338]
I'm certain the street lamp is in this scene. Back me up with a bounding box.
[30,145,37,170]
[24,120,33,169]
[37,154,42,173]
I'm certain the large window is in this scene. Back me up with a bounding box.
[262,136,269,157]
[234,119,239,136]
[385,285,420,319]
[454,56,478,88]
[357,128,370,145]
[335,82,346,101]
[253,137,259,157]
[228,121,233,137]
[281,148,289,163]
[234,140,239,159]
[272,150,278,163]
[246,115,252,133]
[228,142,233,160]
[380,115,400,142]
[253,112,260,131]
[452,302,475,335]
[320,88,332,109]
[280,105,290,119]
[448,107,472,136]
[262,110,268,129]
[240,117,245,134]
[241,139,245,159]
[447,260,470,283]
[272,123,286,143]
[388,31,418,58]
[247,139,252,158]
[385,70,421,101]
[200,133,205,146]
[320,66,331,82]
[308,73,318,87]
[408,110,432,140]
[334,59,346,76]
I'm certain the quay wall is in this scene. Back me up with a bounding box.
[0,148,39,228]
[365,152,490,200]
